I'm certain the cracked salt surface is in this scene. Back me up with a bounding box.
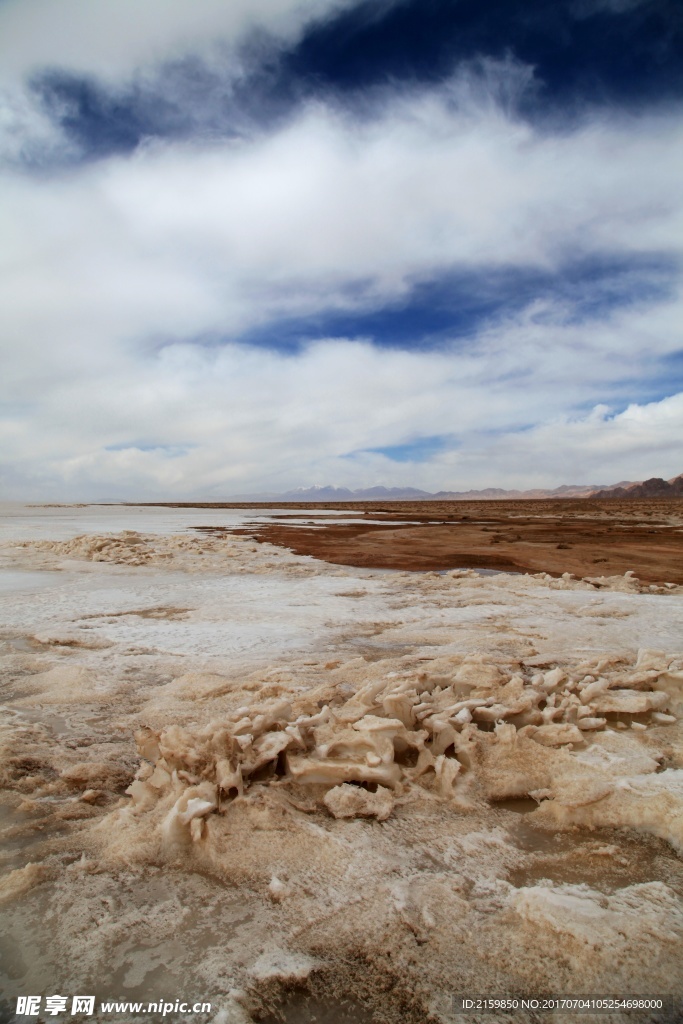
[0,569,393,662]
[1,505,683,1023]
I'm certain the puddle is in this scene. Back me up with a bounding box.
[12,706,75,738]
[368,567,518,577]
[507,819,683,894]
[0,634,45,653]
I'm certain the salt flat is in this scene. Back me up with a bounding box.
[1,505,683,1023]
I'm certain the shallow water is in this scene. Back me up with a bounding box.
[507,819,683,894]
[0,503,413,543]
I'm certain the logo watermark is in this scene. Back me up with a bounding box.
[15,996,211,1017]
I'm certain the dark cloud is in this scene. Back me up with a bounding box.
[286,0,683,109]
[25,0,683,166]
[29,38,304,161]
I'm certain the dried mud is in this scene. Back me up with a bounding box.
[1,507,683,1023]
[220,499,683,584]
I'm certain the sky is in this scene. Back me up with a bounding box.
[1,0,682,499]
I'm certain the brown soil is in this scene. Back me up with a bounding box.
[209,499,683,584]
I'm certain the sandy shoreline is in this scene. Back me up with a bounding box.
[1,506,683,1023]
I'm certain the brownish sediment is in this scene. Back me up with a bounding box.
[217,499,683,584]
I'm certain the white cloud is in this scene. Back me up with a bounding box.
[0,0,357,83]
[2,76,681,366]
[2,312,683,498]
[455,393,683,488]
[96,93,683,281]
[1,32,682,497]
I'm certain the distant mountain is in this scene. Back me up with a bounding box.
[281,485,432,500]
[431,483,604,499]
[224,474,682,502]
[591,474,683,499]
[227,482,606,501]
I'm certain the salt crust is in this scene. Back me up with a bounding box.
[114,645,683,850]
[3,529,683,1021]
[102,641,683,1017]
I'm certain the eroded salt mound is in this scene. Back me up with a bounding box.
[113,648,683,855]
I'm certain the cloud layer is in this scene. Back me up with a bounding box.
[1,0,682,498]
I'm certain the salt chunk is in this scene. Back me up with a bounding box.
[531,723,584,747]
[590,690,668,715]
[652,712,676,725]
[541,668,566,692]
[268,876,288,901]
[249,950,317,983]
[323,783,394,821]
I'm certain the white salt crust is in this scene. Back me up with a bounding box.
[1,513,683,1022]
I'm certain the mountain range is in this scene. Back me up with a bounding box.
[591,475,683,499]
[228,475,683,501]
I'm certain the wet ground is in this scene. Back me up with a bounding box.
[216,499,683,583]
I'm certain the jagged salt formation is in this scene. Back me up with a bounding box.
[121,648,683,851]
[15,531,236,567]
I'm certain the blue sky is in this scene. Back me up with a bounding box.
[1,0,682,498]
